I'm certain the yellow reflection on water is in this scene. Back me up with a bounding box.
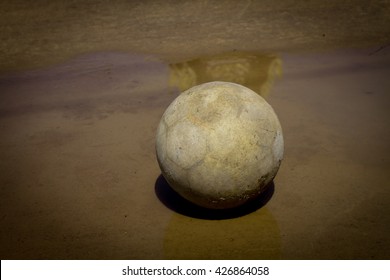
[169,52,282,98]
[164,207,281,259]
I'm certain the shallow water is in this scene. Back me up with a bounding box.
[0,0,389,259]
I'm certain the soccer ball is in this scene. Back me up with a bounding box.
[156,82,283,209]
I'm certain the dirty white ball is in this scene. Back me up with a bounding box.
[156,81,283,209]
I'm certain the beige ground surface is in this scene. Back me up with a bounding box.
[0,0,389,259]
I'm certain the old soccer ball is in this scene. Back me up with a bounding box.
[156,81,283,209]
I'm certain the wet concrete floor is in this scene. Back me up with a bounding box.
[0,0,389,259]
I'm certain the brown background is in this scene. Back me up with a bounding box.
[0,0,389,259]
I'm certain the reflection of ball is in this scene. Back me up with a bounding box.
[156,82,283,209]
